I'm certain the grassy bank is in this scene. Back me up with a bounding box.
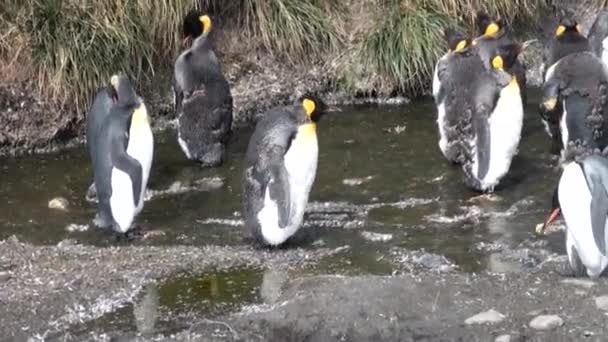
[0,0,587,152]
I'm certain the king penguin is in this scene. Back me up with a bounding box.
[174,13,233,167]
[472,11,527,105]
[540,18,608,154]
[433,28,471,162]
[90,74,154,236]
[541,154,608,278]
[85,78,119,200]
[588,8,608,66]
[460,43,524,192]
[241,94,339,246]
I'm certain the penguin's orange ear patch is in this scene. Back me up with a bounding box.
[302,98,315,118]
[555,25,566,36]
[484,22,500,36]
[454,40,467,52]
[576,24,581,33]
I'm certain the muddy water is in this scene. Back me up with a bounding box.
[0,89,566,335]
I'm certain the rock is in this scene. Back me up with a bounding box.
[361,231,392,242]
[594,295,608,311]
[464,309,506,325]
[529,315,564,330]
[342,176,374,186]
[0,271,11,282]
[65,224,89,233]
[561,278,596,289]
[48,197,69,211]
[495,334,511,342]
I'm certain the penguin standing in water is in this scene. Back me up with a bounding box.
[540,18,608,153]
[472,12,528,105]
[174,12,233,167]
[541,154,608,278]
[434,32,482,164]
[89,74,154,236]
[433,28,470,160]
[241,95,339,246]
[588,8,608,65]
[460,44,524,192]
[85,80,118,200]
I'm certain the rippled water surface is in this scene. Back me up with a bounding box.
[0,89,567,335]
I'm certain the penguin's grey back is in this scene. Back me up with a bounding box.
[440,49,488,163]
[549,51,608,151]
[87,89,114,159]
[588,10,608,57]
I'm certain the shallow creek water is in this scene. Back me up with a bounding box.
[0,89,567,336]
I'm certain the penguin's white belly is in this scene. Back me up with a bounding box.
[257,128,318,245]
[602,37,608,67]
[176,114,192,159]
[127,106,154,214]
[110,168,136,233]
[479,80,523,190]
[560,99,569,148]
[436,102,449,158]
[559,163,608,278]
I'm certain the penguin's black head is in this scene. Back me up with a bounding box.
[299,93,340,123]
[555,17,582,38]
[110,73,138,106]
[443,28,469,52]
[182,10,212,47]
[490,43,522,71]
[475,11,503,37]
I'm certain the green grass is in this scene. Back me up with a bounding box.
[2,0,193,111]
[0,0,587,114]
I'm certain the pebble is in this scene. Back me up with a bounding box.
[48,197,69,211]
[561,278,596,289]
[360,231,393,242]
[65,224,89,233]
[342,176,374,186]
[0,271,11,282]
[495,334,511,342]
[594,295,608,311]
[464,309,506,325]
[529,315,563,330]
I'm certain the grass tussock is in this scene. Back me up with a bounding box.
[357,0,552,96]
[2,0,193,112]
[199,0,344,62]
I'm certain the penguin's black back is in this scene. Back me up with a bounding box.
[551,52,608,150]
[441,48,488,163]
[548,31,591,68]
[87,88,114,161]
[175,33,233,165]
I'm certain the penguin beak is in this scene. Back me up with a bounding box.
[541,208,561,234]
[326,106,341,113]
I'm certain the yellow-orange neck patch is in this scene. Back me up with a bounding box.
[302,99,315,118]
[555,25,566,36]
[492,55,504,70]
[199,15,212,34]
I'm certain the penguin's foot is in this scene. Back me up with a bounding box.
[93,214,112,230]
[555,262,575,277]
[86,183,97,202]
[114,226,145,242]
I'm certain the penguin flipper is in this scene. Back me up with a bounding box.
[111,134,143,206]
[589,176,608,255]
[266,147,291,228]
[583,157,608,255]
